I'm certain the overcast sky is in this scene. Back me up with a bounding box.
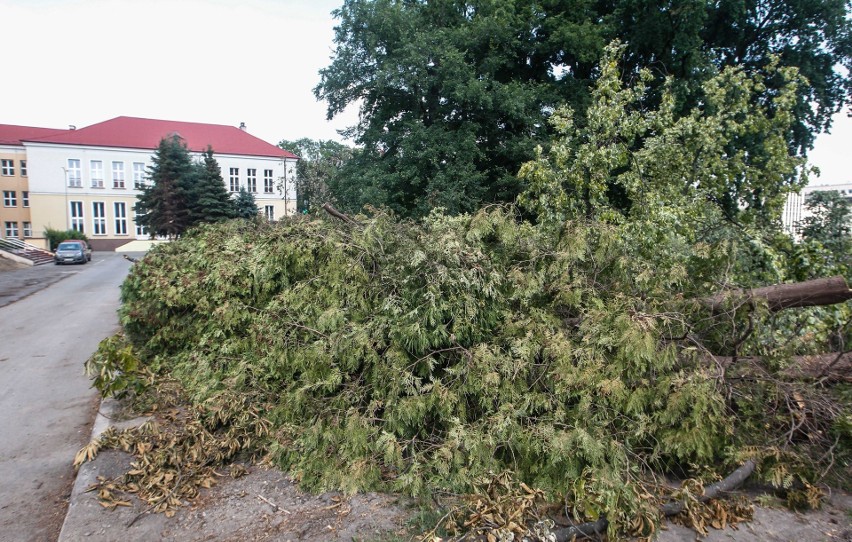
[1,0,848,186]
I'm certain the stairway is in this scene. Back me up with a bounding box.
[0,238,55,266]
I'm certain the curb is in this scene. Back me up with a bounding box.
[57,397,116,542]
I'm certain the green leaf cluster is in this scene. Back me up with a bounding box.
[114,207,807,533]
[135,138,241,237]
[316,0,851,218]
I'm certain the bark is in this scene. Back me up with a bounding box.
[705,276,852,312]
[322,202,360,226]
[553,460,756,541]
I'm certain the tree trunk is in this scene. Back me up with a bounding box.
[704,276,852,312]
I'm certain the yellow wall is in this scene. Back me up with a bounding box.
[0,149,32,239]
[29,193,138,248]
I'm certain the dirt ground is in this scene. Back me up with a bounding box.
[61,444,851,542]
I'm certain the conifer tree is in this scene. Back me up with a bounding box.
[135,135,195,238]
[190,146,237,225]
[233,187,259,219]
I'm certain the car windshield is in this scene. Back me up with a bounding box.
[57,242,82,250]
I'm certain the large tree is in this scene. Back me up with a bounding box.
[316,0,851,218]
[135,135,196,238]
[279,138,354,213]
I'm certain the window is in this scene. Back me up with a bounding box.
[92,202,106,234]
[264,205,274,221]
[1,159,14,176]
[247,169,257,193]
[263,169,274,193]
[90,160,104,188]
[134,211,147,237]
[133,162,146,189]
[22,191,29,207]
[229,168,239,192]
[23,222,32,237]
[70,201,84,232]
[20,160,27,176]
[114,202,127,235]
[112,161,125,188]
[3,191,16,207]
[4,221,19,238]
[67,159,82,187]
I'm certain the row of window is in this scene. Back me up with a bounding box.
[65,159,146,189]
[229,168,275,194]
[3,190,29,207]
[3,202,277,239]
[67,201,137,236]
[63,160,278,194]
[4,221,32,238]
[1,159,26,177]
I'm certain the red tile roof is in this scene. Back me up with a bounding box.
[20,117,297,159]
[0,124,70,146]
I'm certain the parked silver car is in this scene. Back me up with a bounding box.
[54,241,92,265]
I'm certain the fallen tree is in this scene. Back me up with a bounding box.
[85,208,850,540]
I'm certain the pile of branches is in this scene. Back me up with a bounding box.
[86,207,850,538]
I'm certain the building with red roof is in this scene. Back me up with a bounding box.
[1,117,297,252]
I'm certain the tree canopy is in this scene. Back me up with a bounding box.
[135,135,196,238]
[316,0,851,218]
[279,138,354,213]
[191,147,238,224]
[233,187,260,219]
[136,138,243,237]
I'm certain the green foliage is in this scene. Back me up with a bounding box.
[279,138,354,213]
[232,188,259,219]
[316,0,851,217]
[518,42,807,232]
[44,228,89,251]
[797,190,852,278]
[191,146,238,224]
[135,135,197,238]
[85,333,147,399]
[113,206,850,535]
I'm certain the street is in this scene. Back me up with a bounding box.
[0,254,134,542]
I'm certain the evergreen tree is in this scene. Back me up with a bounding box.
[233,188,259,219]
[191,146,237,224]
[135,135,195,238]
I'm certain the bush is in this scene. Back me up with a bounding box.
[45,228,89,251]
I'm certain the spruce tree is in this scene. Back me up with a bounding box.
[135,135,195,238]
[233,187,259,219]
[190,146,237,225]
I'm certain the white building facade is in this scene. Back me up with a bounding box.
[16,117,298,251]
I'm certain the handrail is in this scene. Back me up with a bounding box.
[0,237,50,254]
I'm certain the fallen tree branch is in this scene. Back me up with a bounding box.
[711,352,851,382]
[704,276,852,312]
[553,460,757,541]
[322,202,360,226]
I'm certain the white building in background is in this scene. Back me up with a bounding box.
[782,182,852,237]
[4,117,298,251]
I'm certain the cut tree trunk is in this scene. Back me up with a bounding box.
[704,276,852,312]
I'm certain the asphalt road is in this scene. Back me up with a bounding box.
[0,254,135,542]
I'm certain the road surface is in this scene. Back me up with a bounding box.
[0,254,134,542]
